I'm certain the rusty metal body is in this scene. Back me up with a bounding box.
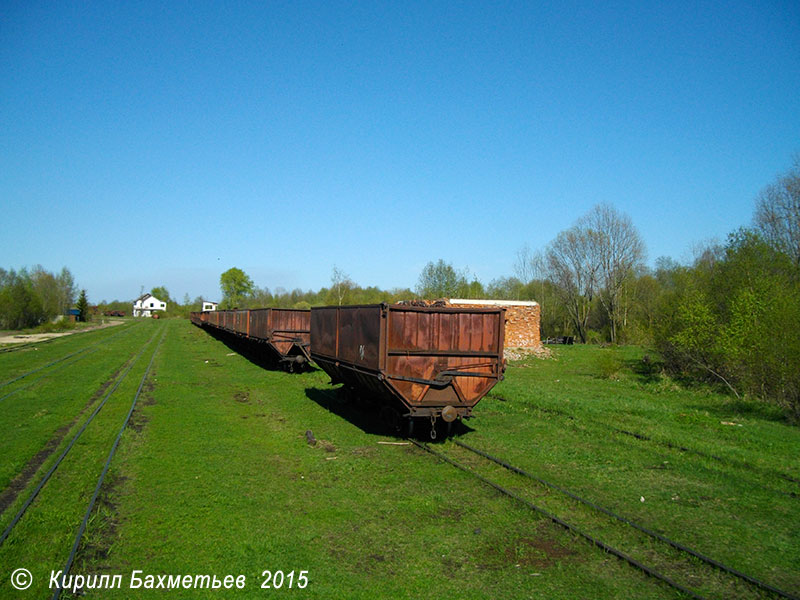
[190,308,311,367]
[311,303,505,421]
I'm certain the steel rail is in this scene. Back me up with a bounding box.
[52,324,167,600]
[0,336,60,354]
[609,426,800,489]
[511,398,800,492]
[0,350,100,403]
[0,326,161,547]
[0,346,94,389]
[410,438,706,600]
[453,439,799,600]
[0,322,139,389]
[0,321,133,355]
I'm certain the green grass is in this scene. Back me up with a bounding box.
[1,322,798,598]
[481,345,800,595]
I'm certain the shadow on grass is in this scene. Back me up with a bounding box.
[304,386,475,443]
[625,354,667,385]
[625,354,714,390]
[692,397,788,423]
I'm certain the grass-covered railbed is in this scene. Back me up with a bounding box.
[1,319,797,598]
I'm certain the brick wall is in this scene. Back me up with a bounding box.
[446,299,541,348]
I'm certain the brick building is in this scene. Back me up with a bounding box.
[446,299,541,349]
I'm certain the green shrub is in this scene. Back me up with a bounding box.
[654,231,800,418]
[36,319,76,333]
[595,347,624,380]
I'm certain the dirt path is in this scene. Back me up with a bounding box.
[0,319,125,346]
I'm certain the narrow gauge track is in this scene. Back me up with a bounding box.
[51,324,167,600]
[492,395,800,495]
[412,438,799,600]
[0,325,163,547]
[0,336,63,354]
[0,322,140,391]
[0,321,132,355]
[0,349,101,403]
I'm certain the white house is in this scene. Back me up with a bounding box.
[133,293,167,317]
[202,300,218,312]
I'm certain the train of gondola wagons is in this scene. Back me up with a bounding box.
[190,302,506,434]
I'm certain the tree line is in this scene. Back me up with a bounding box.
[0,266,78,330]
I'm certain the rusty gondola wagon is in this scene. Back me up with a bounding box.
[311,303,506,436]
[190,308,311,371]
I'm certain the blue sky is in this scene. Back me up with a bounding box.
[2,1,799,303]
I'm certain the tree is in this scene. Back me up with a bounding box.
[416,259,467,299]
[219,267,254,309]
[754,157,800,267]
[463,277,485,299]
[513,244,538,285]
[486,276,523,300]
[0,268,45,329]
[56,267,76,315]
[151,286,171,303]
[545,225,602,343]
[251,286,274,307]
[541,204,645,343]
[587,204,646,343]
[30,265,61,320]
[330,265,354,306]
[76,289,89,323]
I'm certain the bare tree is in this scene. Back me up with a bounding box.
[754,157,800,266]
[586,204,646,343]
[545,225,602,343]
[513,244,536,284]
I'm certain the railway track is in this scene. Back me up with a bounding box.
[0,336,63,355]
[0,349,101,403]
[0,321,133,355]
[0,322,140,394]
[0,322,167,599]
[0,325,163,547]
[51,324,167,599]
[411,437,799,600]
[490,395,800,497]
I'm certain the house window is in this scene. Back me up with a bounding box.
[149,302,154,307]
